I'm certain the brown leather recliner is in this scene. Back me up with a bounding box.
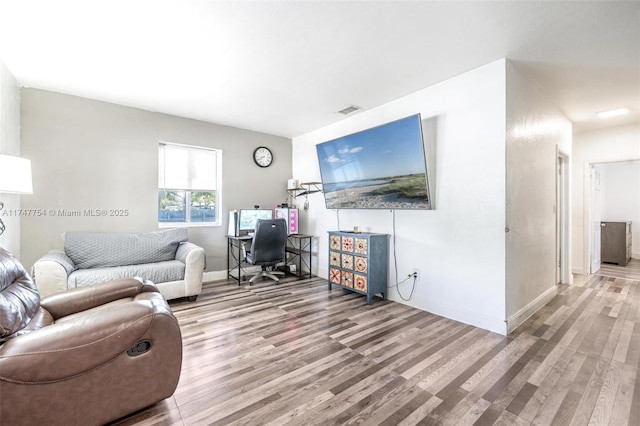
[0,247,182,425]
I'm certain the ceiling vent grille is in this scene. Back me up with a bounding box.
[336,105,362,115]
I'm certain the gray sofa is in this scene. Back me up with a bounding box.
[32,228,205,301]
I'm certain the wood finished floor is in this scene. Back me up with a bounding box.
[112,268,640,426]
[596,258,640,281]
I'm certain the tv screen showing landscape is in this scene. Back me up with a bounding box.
[316,114,431,210]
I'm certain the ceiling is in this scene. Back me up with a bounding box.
[0,1,638,138]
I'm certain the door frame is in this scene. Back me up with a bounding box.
[557,148,571,284]
[590,164,604,273]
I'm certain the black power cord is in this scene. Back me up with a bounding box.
[390,209,417,301]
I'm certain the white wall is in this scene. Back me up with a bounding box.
[572,123,640,274]
[293,60,508,334]
[0,59,22,256]
[598,160,640,257]
[504,62,572,332]
[20,89,292,271]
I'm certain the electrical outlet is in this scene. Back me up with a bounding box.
[412,268,420,281]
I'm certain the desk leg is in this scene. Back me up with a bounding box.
[227,238,231,280]
[227,238,243,285]
[308,237,312,279]
[237,240,242,285]
[297,238,302,278]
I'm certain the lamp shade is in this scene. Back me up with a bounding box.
[0,154,33,194]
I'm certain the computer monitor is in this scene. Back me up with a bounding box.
[239,209,273,232]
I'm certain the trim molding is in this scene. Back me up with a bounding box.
[204,266,262,283]
[506,285,558,334]
[320,268,509,335]
[387,291,508,336]
[204,270,229,282]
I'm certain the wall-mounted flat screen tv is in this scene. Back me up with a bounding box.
[316,114,431,210]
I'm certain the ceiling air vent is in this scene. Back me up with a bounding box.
[336,105,362,115]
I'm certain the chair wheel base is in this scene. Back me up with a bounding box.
[248,270,284,285]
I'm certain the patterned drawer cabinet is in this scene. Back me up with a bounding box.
[328,231,389,304]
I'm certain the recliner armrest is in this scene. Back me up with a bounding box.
[41,277,158,319]
[0,298,163,383]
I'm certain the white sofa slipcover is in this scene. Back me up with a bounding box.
[32,228,205,301]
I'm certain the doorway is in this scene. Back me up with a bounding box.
[586,159,640,275]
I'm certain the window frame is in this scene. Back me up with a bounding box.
[158,142,222,228]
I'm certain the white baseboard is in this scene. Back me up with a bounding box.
[572,267,589,275]
[386,290,508,336]
[204,266,264,283]
[506,285,558,334]
[203,270,228,282]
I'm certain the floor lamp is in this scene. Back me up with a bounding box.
[0,154,33,236]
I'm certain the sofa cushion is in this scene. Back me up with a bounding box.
[64,228,188,269]
[67,260,186,289]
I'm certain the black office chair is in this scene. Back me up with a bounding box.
[246,218,288,284]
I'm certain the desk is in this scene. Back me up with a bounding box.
[285,234,313,279]
[226,235,252,285]
[227,234,314,284]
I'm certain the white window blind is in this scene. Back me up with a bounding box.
[158,143,218,191]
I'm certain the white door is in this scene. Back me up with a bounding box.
[590,165,602,273]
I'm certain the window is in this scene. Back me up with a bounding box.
[158,142,221,226]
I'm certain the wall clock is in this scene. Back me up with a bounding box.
[253,146,273,168]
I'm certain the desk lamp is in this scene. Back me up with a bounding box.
[0,154,33,235]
